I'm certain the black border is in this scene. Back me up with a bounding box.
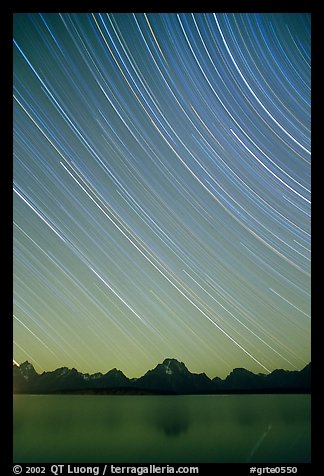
[5,0,318,472]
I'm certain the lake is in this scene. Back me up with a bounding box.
[13,394,310,463]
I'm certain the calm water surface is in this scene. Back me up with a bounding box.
[13,394,310,463]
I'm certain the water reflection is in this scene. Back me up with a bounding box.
[13,394,310,463]
[151,398,190,437]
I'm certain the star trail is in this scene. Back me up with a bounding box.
[13,13,311,378]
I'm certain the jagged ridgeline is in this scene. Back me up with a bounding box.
[13,358,311,395]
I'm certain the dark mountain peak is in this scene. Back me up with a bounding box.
[105,368,127,378]
[14,361,38,387]
[89,372,103,380]
[226,367,267,380]
[54,366,69,374]
[50,366,79,378]
[229,367,256,376]
[141,358,184,378]
[137,358,212,394]
[161,358,189,374]
[162,358,180,365]
[80,371,104,381]
[212,376,223,383]
[224,367,266,390]
[19,361,37,377]
[20,361,36,371]
[99,367,129,388]
[269,368,288,375]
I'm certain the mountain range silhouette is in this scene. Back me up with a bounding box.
[13,358,311,394]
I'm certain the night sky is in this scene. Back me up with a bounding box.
[13,13,311,378]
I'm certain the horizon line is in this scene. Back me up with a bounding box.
[13,357,311,381]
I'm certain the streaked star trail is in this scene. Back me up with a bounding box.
[13,13,310,378]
